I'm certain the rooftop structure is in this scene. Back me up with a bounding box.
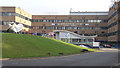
[69,12,108,15]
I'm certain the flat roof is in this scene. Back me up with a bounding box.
[53,30,97,38]
[70,12,108,15]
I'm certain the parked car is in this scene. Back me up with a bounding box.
[78,44,93,48]
[106,45,111,48]
[78,45,89,48]
[84,44,94,48]
[102,44,111,48]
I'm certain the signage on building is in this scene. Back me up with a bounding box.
[51,23,56,25]
[85,24,89,26]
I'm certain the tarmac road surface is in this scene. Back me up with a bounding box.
[2,48,119,66]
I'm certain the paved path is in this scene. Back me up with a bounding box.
[2,48,119,66]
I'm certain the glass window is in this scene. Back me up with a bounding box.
[93,20,97,22]
[58,20,62,22]
[43,20,46,22]
[64,20,68,22]
[97,20,101,23]
[78,27,82,29]
[88,39,92,42]
[88,20,91,22]
[69,20,72,22]
[91,20,94,22]
[76,20,80,22]
[81,20,85,22]
[72,39,79,42]
[58,26,62,30]
[85,20,88,22]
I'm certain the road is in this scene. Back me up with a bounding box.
[2,48,119,66]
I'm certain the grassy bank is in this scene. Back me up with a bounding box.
[2,33,96,58]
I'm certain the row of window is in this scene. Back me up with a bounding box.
[108,21,118,29]
[0,12,109,23]
[32,26,108,30]
[108,10,118,21]
[61,38,93,42]
[108,31,118,36]
[0,12,31,21]
[0,21,108,30]
[0,21,30,28]
[32,19,108,23]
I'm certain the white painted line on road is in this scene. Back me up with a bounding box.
[0,58,10,60]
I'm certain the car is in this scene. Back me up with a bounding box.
[78,45,89,48]
[105,45,111,48]
[102,44,111,48]
[78,44,94,48]
[84,44,93,48]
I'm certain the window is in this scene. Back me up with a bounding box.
[42,24,45,26]
[2,21,10,25]
[101,32,105,34]
[43,20,47,22]
[91,20,94,22]
[81,20,85,22]
[88,39,92,42]
[42,31,45,33]
[58,20,62,22]
[97,20,101,23]
[85,20,88,22]
[72,39,79,42]
[58,26,62,30]
[78,27,82,29]
[93,20,97,22]
[64,20,68,22]
[82,17,85,19]
[88,20,91,23]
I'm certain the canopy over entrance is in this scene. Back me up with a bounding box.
[53,30,97,45]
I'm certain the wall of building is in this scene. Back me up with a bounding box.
[31,15,108,42]
[0,6,32,32]
[108,2,119,43]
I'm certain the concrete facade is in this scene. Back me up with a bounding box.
[0,6,32,32]
[31,15,108,42]
[108,1,120,44]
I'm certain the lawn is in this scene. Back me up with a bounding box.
[2,33,97,58]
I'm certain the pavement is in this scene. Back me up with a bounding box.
[1,48,119,66]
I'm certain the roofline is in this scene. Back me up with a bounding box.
[53,30,97,38]
[70,12,108,13]
[32,15,106,16]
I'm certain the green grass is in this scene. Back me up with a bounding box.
[2,33,97,58]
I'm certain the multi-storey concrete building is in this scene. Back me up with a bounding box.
[108,1,120,44]
[31,13,108,43]
[0,1,120,44]
[0,6,32,33]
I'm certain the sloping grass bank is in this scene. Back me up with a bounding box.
[2,33,96,58]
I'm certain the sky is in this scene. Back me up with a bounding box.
[0,0,113,15]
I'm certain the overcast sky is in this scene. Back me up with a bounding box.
[0,0,113,15]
